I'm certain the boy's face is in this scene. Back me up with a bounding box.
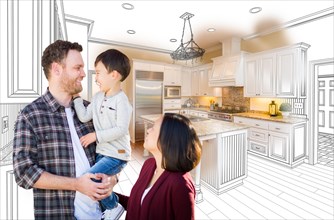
[94,61,118,92]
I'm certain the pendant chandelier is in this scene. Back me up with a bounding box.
[170,12,205,61]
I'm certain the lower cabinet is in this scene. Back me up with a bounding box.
[0,164,34,220]
[234,116,306,167]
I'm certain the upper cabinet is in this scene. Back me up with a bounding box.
[0,0,58,103]
[244,53,276,97]
[244,43,310,98]
[276,45,309,98]
[181,67,192,96]
[193,64,222,97]
[164,65,181,86]
[209,52,246,87]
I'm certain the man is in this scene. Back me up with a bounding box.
[13,40,114,219]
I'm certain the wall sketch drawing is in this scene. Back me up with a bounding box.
[1,1,333,219]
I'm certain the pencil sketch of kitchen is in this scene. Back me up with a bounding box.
[1,1,333,219]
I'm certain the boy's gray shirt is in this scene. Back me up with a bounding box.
[74,91,132,161]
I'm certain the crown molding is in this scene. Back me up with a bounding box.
[243,7,334,40]
[65,14,94,38]
[89,37,173,54]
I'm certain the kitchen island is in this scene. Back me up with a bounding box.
[140,114,249,203]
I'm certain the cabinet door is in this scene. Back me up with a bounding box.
[0,165,34,219]
[199,69,210,96]
[276,49,297,97]
[191,70,200,96]
[181,69,192,96]
[210,57,226,80]
[164,67,181,85]
[269,131,290,163]
[244,56,258,97]
[259,53,276,97]
[0,0,52,103]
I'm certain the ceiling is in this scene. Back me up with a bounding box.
[62,0,334,54]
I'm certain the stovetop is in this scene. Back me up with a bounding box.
[210,109,246,114]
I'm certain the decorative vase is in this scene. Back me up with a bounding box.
[281,111,290,118]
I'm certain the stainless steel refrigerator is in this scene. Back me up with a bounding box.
[135,70,163,141]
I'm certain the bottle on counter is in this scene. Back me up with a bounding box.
[269,100,278,116]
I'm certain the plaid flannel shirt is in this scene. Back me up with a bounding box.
[13,89,96,220]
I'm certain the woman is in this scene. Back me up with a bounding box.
[115,113,202,220]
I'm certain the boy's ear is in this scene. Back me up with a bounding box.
[112,70,122,80]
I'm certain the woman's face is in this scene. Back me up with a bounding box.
[143,116,163,152]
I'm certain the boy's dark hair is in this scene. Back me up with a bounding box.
[158,113,202,172]
[41,40,83,79]
[94,49,131,82]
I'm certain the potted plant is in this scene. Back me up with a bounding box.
[279,103,292,117]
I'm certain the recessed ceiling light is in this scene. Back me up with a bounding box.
[249,7,262,14]
[127,30,136,34]
[207,28,216,32]
[122,3,134,10]
[170,38,177,42]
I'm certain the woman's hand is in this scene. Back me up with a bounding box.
[80,132,96,148]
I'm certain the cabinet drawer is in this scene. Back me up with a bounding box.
[164,99,181,104]
[249,140,268,156]
[249,128,268,142]
[234,117,268,129]
[268,122,290,133]
[163,103,181,110]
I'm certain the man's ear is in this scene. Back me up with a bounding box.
[51,62,61,76]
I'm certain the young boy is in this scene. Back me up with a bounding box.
[73,49,132,219]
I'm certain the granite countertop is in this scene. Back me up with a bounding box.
[140,114,249,137]
[233,112,308,124]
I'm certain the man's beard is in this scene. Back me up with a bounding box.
[61,72,83,95]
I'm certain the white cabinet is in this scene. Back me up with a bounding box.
[244,43,310,98]
[244,53,276,97]
[191,70,200,96]
[181,68,192,96]
[192,64,222,97]
[163,99,181,111]
[0,164,34,219]
[0,0,55,103]
[164,65,181,85]
[268,131,289,163]
[276,44,309,98]
[234,116,306,167]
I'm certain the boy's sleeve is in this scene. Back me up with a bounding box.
[73,97,93,122]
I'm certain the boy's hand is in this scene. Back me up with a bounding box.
[80,132,97,148]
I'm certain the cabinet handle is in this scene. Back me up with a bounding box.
[255,124,260,126]
[255,134,260,136]
[275,128,280,130]
[238,121,242,123]
[255,147,260,149]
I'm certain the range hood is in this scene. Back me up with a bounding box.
[209,38,246,87]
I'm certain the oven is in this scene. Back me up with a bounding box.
[208,112,233,122]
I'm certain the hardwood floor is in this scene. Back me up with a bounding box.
[115,142,334,220]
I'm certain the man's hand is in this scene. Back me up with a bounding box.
[80,132,96,148]
[76,173,115,201]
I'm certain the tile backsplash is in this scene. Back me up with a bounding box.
[221,87,250,110]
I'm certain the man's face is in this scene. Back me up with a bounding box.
[60,50,86,95]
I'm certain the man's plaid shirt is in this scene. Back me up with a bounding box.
[13,89,96,219]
